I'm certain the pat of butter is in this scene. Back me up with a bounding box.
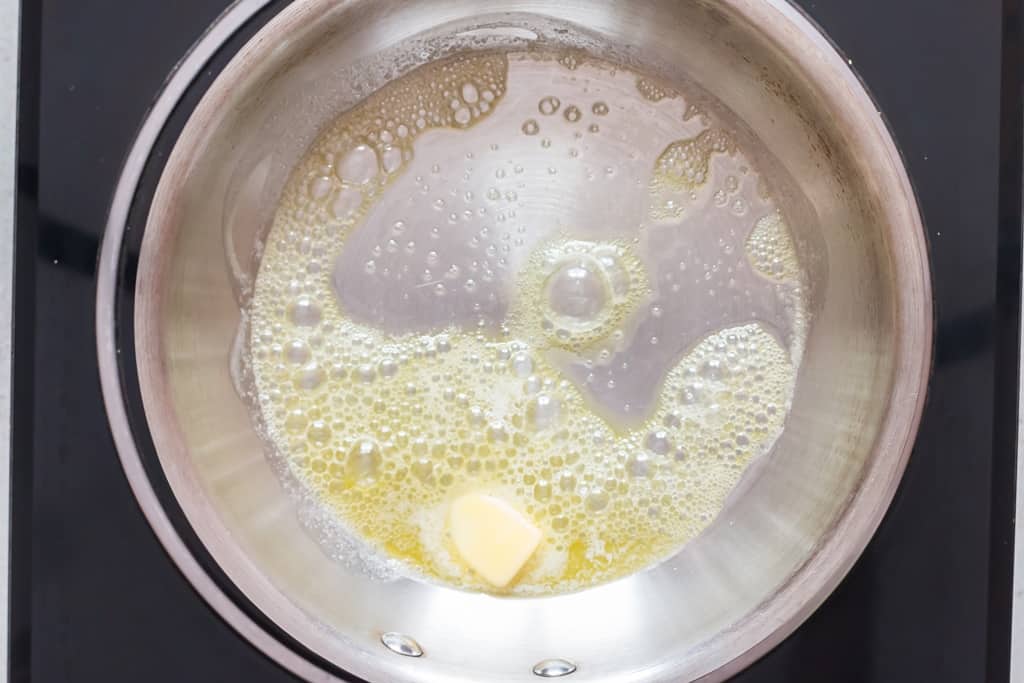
[448,493,542,588]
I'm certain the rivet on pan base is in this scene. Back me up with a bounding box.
[380,632,423,658]
[533,658,577,677]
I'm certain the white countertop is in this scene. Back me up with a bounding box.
[0,0,18,679]
[0,2,1017,681]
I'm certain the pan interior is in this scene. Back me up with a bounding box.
[128,2,929,681]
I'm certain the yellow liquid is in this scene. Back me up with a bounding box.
[248,50,806,595]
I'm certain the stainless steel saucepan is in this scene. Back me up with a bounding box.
[97,1,932,681]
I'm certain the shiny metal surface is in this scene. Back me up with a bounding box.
[99,1,932,681]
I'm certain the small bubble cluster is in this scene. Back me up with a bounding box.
[746,211,801,281]
[649,128,736,221]
[290,51,508,229]
[557,52,582,71]
[712,173,748,216]
[636,77,675,102]
[519,94,604,142]
[683,103,707,123]
[513,239,650,351]
[653,129,735,190]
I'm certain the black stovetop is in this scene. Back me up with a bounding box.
[12,0,1022,681]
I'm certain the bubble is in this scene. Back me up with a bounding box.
[526,393,561,430]
[586,488,610,512]
[285,340,311,364]
[379,358,399,377]
[309,176,332,200]
[461,82,480,103]
[381,146,404,174]
[511,352,534,377]
[563,105,582,123]
[288,297,322,327]
[522,119,540,135]
[544,259,610,327]
[331,186,363,219]
[347,439,383,483]
[593,248,632,297]
[469,405,485,425]
[487,421,510,442]
[644,430,672,455]
[412,458,433,481]
[628,452,652,478]
[592,101,609,116]
[295,362,326,391]
[700,359,726,380]
[538,96,561,115]
[284,408,307,433]
[337,145,379,185]
[357,364,377,383]
[663,412,682,429]
[307,420,332,446]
